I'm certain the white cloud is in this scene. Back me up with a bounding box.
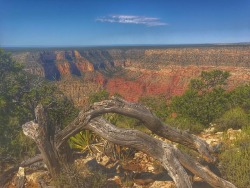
[96,15,167,27]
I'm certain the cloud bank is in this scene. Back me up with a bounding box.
[96,15,167,27]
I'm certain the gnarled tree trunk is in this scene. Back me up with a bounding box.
[22,104,72,180]
[3,97,237,188]
[56,97,216,163]
[22,121,60,180]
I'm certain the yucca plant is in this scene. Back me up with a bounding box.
[69,130,103,155]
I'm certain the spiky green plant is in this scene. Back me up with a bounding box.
[69,130,102,154]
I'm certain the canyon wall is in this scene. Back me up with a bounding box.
[11,45,250,106]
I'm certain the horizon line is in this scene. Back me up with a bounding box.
[2,42,250,49]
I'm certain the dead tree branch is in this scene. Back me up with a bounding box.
[18,98,237,188]
[56,97,215,162]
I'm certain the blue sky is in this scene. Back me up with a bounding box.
[1,0,250,47]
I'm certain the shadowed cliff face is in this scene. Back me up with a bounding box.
[13,50,95,80]
[12,46,250,106]
[42,50,95,80]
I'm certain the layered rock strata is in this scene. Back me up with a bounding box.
[11,46,250,106]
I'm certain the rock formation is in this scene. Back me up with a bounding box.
[11,45,250,106]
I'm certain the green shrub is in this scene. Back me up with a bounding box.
[88,90,109,103]
[139,95,169,121]
[0,49,78,165]
[171,70,231,126]
[228,84,250,112]
[165,116,204,134]
[219,126,250,188]
[214,107,249,131]
[105,113,150,134]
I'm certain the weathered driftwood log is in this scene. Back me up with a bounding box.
[56,97,215,162]
[18,98,237,188]
[88,118,192,187]
[86,118,236,188]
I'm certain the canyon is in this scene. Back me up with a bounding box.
[11,45,250,106]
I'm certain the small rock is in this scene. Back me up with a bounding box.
[98,155,110,166]
[15,167,25,188]
[147,166,155,171]
[149,181,176,188]
[206,138,219,145]
[227,128,241,134]
[26,171,46,183]
[111,175,122,185]
[215,132,223,135]
[134,152,141,158]
[17,167,25,177]
[227,128,242,140]
[204,127,215,134]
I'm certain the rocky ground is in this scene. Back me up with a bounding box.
[4,127,241,188]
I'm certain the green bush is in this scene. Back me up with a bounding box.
[139,95,169,121]
[171,70,231,126]
[165,116,204,134]
[214,107,249,131]
[219,126,250,188]
[88,90,109,103]
[228,84,250,112]
[0,49,78,166]
[171,88,230,126]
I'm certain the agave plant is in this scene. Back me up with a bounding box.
[69,130,103,155]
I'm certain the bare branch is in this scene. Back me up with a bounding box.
[21,99,237,188]
[86,118,192,188]
[85,118,236,188]
[56,97,215,162]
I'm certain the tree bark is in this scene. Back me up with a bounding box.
[87,118,192,188]
[56,97,215,162]
[174,149,236,188]
[18,98,237,188]
[22,104,61,179]
[84,118,236,188]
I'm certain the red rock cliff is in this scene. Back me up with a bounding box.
[12,46,250,106]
